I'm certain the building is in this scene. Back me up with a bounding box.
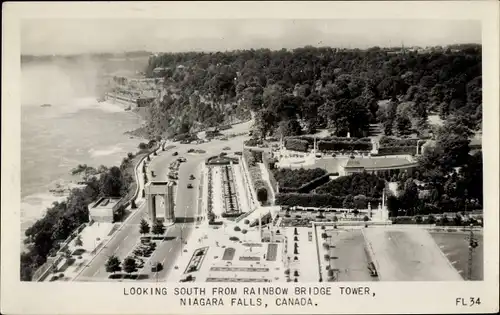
[88,197,122,223]
[145,181,175,223]
[341,156,418,177]
[136,96,156,107]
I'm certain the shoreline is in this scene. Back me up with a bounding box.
[21,102,149,247]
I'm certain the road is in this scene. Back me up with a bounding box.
[76,134,250,281]
[76,146,178,280]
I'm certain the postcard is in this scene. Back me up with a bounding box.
[1,1,499,314]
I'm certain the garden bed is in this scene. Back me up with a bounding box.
[222,248,236,261]
[210,267,269,272]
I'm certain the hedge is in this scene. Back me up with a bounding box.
[243,149,271,205]
[262,151,278,193]
[290,136,371,144]
[276,193,381,208]
[244,138,263,147]
[284,138,309,152]
[276,193,345,207]
[317,140,372,151]
[377,146,418,156]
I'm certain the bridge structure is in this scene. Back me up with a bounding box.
[145,181,175,223]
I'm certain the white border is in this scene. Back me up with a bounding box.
[2,1,499,314]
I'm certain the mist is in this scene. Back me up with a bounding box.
[21,58,104,106]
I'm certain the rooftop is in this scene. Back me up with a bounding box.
[344,156,416,170]
[92,197,121,209]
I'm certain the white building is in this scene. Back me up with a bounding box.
[88,197,122,223]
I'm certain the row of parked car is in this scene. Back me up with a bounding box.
[133,241,156,258]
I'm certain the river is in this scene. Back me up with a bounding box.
[21,61,145,236]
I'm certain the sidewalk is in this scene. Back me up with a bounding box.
[44,222,116,281]
[285,227,318,282]
[69,142,170,281]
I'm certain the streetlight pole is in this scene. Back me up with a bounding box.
[180,226,183,256]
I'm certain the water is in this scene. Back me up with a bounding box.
[21,62,145,235]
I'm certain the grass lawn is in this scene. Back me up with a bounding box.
[431,232,483,281]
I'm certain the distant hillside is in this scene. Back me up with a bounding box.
[143,45,481,139]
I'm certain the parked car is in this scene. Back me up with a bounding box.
[136,258,145,268]
[235,151,242,156]
[151,262,163,273]
[223,146,231,150]
[172,151,178,156]
[187,184,193,189]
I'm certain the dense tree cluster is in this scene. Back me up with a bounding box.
[284,138,309,152]
[315,172,386,198]
[387,114,482,216]
[21,163,134,281]
[144,45,481,139]
[273,168,327,189]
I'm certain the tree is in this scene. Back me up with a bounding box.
[363,216,370,222]
[139,219,151,235]
[138,143,147,150]
[105,255,121,274]
[256,186,269,204]
[395,114,412,136]
[154,262,164,273]
[327,269,335,280]
[99,166,125,197]
[152,220,165,236]
[122,257,138,276]
[278,119,302,137]
[131,200,137,209]
[353,195,368,209]
[74,235,83,247]
[342,195,354,209]
[207,211,215,224]
[330,98,370,137]
[399,179,419,214]
[436,118,471,169]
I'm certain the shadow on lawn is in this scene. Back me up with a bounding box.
[108,274,150,280]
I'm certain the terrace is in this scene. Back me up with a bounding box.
[167,219,284,283]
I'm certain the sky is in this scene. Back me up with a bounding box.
[21,19,481,55]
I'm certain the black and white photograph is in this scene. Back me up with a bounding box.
[2,2,499,314]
